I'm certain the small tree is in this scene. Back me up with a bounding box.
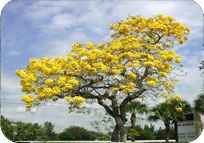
[64,126,96,140]
[149,103,172,143]
[1,116,15,141]
[148,100,192,143]
[14,122,45,141]
[43,121,57,140]
[144,124,155,132]
[126,101,149,142]
[137,130,156,140]
[155,126,175,140]
[171,100,192,142]
[198,61,204,70]
[58,132,75,141]
[16,14,190,142]
[194,94,204,115]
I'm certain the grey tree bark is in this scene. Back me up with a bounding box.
[111,124,120,142]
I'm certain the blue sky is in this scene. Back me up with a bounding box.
[1,0,203,133]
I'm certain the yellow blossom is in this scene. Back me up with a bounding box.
[162,81,167,85]
[63,84,73,91]
[179,38,184,44]
[148,81,156,86]
[118,24,129,34]
[113,88,119,91]
[64,96,72,102]
[175,95,181,101]
[144,62,155,67]
[110,24,117,29]
[58,76,66,86]
[165,43,172,47]
[159,72,167,78]
[162,93,168,98]
[120,85,126,89]
[176,107,182,112]
[73,96,85,103]
[85,42,93,49]
[22,96,35,103]
[157,44,163,49]
[15,70,26,78]
[166,99,171,104]
[26,104,32,109]
[128,72,137,79]
[45,78,54,86]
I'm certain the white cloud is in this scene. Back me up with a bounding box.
[173,49,203,105]
[15,106,26,112]
[1,73,21,98]
[176,68,203,104]
[22,1,77,20]
[19,0,203,59]
[7,50,20,56]
[36,31,88,58]
[51,13,77,29]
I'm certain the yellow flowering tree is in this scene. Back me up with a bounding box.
[16,14,190,142]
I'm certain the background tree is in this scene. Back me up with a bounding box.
[171,100,192,142]
[43,121,57,140]
[1,116,55,141]
[198,61,204,70]
[128,125,156,140]
[15,14,190,142]
[198,43,204,70]
[144,123,155,133]
[14,122,45,141]
[58,131,75,141]
[194,94,204,115]
[148,100,192,143]
[126,101,149,142]
[193,94,204,136]
[2,116,108,142]
[149,103,172,143]
[95,133,112,141]
[63,126,96,140]
[1,116,15,141]
[137,130,156,140]
[155,126,175,140]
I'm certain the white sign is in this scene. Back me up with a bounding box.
[177,113,197,142]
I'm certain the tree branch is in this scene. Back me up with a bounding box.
[98,98,114,117]
[119,89,146,122]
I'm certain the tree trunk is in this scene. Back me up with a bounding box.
[165,123,170,143]
[131,112,136,128]
[131,113,136,142]
[174,121,178,142]
[111,121,127,142]
[114,117,127,142]
[120,126,127,142]
[111,124,120,142]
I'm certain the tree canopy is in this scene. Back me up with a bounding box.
[194,94,204,115]
[15,14,190,142]
[43,121,57,140]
